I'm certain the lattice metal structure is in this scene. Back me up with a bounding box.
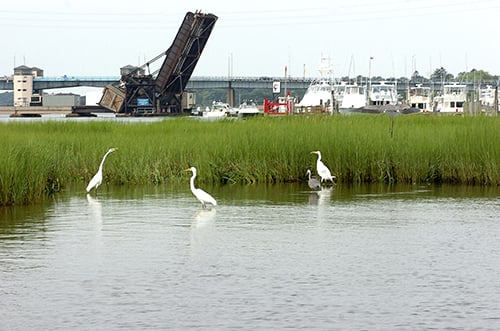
[99,11,217,115]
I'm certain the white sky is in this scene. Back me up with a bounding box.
[2,0,499,79]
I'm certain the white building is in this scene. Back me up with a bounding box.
[13,66,43,107]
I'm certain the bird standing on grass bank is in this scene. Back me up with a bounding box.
[86,148,118,194]
[310,150,336,183]
[185,166,217,208]
[306,169,321,190]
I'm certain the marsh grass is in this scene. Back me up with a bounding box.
[0,114,498,205]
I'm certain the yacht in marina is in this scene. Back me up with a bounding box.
[347,81,400,113]
[296,79,334,113]
[479,85,497,109]
[407,84,432,112]
[296,55,335,113]
[434,83,466,113]
[368,81,398,106]
[336,82,367,113]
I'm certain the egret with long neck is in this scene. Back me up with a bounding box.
[310,150,335,183]
[185,166,217,208]
[86,148,117,194]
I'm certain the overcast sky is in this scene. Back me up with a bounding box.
[2,0,499,80]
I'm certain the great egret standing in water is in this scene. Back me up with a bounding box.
[306,169,321,190]
[310,150,335,183]
[86,147,117,193]
[185,166,217,208]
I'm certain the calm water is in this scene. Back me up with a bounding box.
[1,183,499,330]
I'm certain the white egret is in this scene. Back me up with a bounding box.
[86,147,118,193]
[185,166,217,208]
[310,150,336,183]
[306,169,321,190]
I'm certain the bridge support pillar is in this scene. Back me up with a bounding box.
[227,87,235,107]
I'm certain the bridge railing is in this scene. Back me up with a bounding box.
[1,76,498,92]
[190,76,315,82]
[34,76,120,82]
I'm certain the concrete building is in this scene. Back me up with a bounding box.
[13,66,44,107]
[42,93,85,107]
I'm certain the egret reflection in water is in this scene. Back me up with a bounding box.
[193,208,217,227]
[308,187,333,206]
[190,208,217,255]
[86,193,103,224]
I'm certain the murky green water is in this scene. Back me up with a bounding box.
[1,183,499,330]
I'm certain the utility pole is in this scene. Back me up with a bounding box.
[367,57,373,105]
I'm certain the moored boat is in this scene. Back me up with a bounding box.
[296,79,334,113]
[479,85,497,109]
[202,101,232,118]
[296,55,335,113]
[345,81,399,114]
[368,81,398,106]
[337,82,367,113]
[408,84,432,112]
[238,100,261,118]
[434,83,466,113]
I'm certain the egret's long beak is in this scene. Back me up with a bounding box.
[184,168,191,172]
[310,151,317,154]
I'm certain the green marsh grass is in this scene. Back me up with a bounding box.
[0,114,498,205]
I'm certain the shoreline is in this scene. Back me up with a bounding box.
[0,106,72,116]
[0,105,118,118]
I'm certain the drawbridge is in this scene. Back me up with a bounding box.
[99,11,217,115]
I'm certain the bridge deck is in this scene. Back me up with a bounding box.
[0,76,495,92]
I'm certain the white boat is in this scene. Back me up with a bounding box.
[434,83,466,113]
[479,85,497,108]
[202,101,232,118]
[296,79,334,112]
[408,84,432,112]
[368,81,398,106]
[296,55,334,113]
[237,100,260,117]
[337,82,367,112]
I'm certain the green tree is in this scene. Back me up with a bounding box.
[430,67,454,82]
[456,69,495,82]
[410,70,428,83]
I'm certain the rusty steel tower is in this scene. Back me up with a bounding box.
[99,11,217,115]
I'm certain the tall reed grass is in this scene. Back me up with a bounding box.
[0,114,498,205]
